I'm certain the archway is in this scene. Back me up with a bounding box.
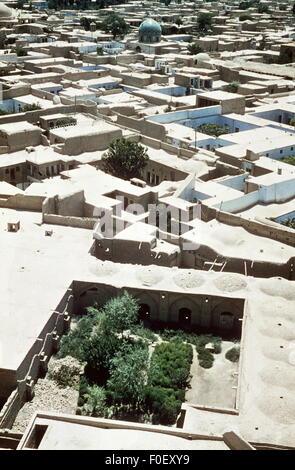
[76,284,117,314]
[178,307,192,328]
[219,312,234,330]
[139,303,151,320]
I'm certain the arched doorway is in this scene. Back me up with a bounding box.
[179,307,192,328]
[219,312,234,330]
[139,303,151,323]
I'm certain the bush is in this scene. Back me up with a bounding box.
[102,138,149,180]
[187,43,203,55]
[197,123,229,137]
[11,47,27,57]
[82,331,121,382]
[197,348,214,369]
[225,346,240,363]
[57,313,97,361]
[159,329,222,353]
[281,217,295,230]
[107,343,149,408]
[103,291,139,334]
[281,155,295,166]
[258,4,269,13]
[146,342,192,425]
[145,386,183,425]
[54,117,76,127]
[224,81,240,93]
[130,323,157,342]
[239,14,253,21]
[80,385,107,417]
[21,103,42,112]
[148,342,193,390]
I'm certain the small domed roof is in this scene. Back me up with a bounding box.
[139,18,161,36]
[195,52,210,62]
[0,2,14,19]
[47,14,59,21]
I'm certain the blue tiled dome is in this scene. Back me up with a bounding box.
[139,18,161,43]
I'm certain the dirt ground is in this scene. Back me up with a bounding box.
[185,341,239,409]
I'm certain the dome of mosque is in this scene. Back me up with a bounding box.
[139,18,161,43]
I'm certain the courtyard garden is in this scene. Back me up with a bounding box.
[56,292,240,425]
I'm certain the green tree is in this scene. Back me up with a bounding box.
[80,17,91,31]
[82,331,121,377]
[21,103,42,112]
[16,0,25,8]
[103,291,139,335]
[81,385,107,417]
[101,13,129,38]
[239,13,253,21]
[282,218,295,229]
[257,4,269,13]
[224,81,240,93]
[175,17,182,26]
[197,123,229,137]
[293,3,295,15]
[197,12,213,31]
[57,312,97,361]
[239,0,259,9]
[107,344,149,408]
[187,43,203,55]
[102,138,149,180]
[11,47,28,57]
[281,155,295,166]
[289,118,295,127]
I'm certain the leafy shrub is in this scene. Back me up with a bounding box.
[21,103,42,112]
[103,291,139,334]
[187,43,203,55]
[146,343,192,425]
[57,313,97,361]
[78,376,90,406]
[130,323,157,342]
[224,81,240,93]
[102,140,149,181]
[281,217,295,230]
[225,347,240,363]
[83,331,121,383]
[239,14,253,21]
[145,386,184,425]
[197,348,214,369]
[197,123,229,137]
[160,330,222,354]
[281,155,295,166]
[149,342,193,390]
[107,343,149,408]
[54,117,76,127]
[80,385,107,417]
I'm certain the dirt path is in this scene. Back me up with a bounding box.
[186,341,239,409]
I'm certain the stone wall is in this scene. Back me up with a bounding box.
[0,194,44,211]
[42,214,98,230]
